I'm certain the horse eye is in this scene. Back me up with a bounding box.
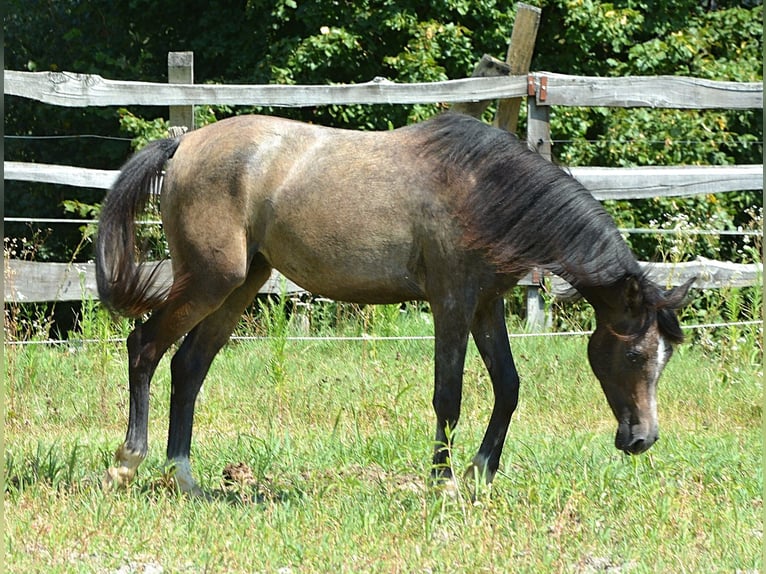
[625,349,646,364]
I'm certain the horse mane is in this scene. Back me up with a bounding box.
[414,113,641,287]
[413,113,687,342]
[638,272,688,343]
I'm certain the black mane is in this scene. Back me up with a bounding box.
[413,113,689,342]
[415,113,643,289]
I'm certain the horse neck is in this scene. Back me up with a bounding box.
[577,283,626,321]
[513,180,643,295]
[540,232,642,304]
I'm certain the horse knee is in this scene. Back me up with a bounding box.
[494,370,520,412]
[501,382,520,414]
[432,392,461,427]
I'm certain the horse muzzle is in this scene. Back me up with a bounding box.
[615,423,658,455]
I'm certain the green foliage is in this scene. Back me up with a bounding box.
[118,109,170,150]
[256,288,293,387]
[531,1,763,264]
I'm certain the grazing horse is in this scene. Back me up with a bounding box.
[96,113,693,495]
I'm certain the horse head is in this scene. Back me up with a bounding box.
[586,276,694,454]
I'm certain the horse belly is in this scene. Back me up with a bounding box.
[264,246,424,304]
[246,126,448,303]
[259,221,424,304]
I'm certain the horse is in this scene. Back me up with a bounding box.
[96,112,693,496]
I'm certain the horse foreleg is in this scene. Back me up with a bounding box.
[430,303,471,490]
[165,261,272,495]
[466,298,520,485]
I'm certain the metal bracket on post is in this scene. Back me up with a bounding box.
[526,73,548,103]
[538,75,548,103]
[527,74,537,97]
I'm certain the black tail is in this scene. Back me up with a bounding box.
[96,138,181,317]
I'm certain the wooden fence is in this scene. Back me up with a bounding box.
[4,52,763,329]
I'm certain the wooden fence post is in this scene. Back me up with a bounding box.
[495,3,541,133]
[525,82,553,331]
[491,3,546,330]
[168,51,195,131]
[450,54,511,118]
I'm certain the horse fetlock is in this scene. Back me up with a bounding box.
[102,465,134,490]
[102,444,145,491]
[464,454,496,485]
[115,444,146,469]
[429,475,460,498]
[165,457,204,497]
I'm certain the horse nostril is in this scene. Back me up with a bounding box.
[626,434,658,454]
[628,438,646,454]
[615,426,658,454]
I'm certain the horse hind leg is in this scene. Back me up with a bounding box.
[165,256,273,495]
[103,297,208,491]
[103,256,259,492]
[465,298,520,486]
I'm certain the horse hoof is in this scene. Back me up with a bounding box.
[429,475,460,498]
[102,466,133,491]
[165,457,206,498]
[463,456,496,485]
[441,477,460,498]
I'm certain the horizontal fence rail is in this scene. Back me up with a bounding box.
[6,70,761,109]
[5,161,763,198]
[571,165,763,200]
[5,70,528,108]
[5,258,761,304]
[529,72,763,109]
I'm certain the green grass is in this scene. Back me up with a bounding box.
[4,307,763,573]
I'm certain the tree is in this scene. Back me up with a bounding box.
[529,0,763,262]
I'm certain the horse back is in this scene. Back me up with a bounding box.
[160,115,488,303]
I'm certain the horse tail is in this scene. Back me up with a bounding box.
[96,137,182,318]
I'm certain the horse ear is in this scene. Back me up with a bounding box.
[665,277,696,309]
[623,275,644,316]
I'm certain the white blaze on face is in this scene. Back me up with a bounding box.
[649,335,668,422]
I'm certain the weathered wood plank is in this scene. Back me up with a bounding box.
[9,70,759,111]
[573,164,764,200]
[450,55,511,118]
[5,258,760,303]
[5,162,762,200]
[525,96,552,329]
[549,258,763,300]
[536,73,763,109]
[168,51,195,131]
[4,161,118,189]
[5,260,102,303]
[4,70,528,108]
[5,159,762,208]
[495,3,541,132]
[4,260,305,303]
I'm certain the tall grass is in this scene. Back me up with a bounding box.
[4,299,762,573]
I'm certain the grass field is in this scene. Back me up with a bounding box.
[4,304,763,573]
